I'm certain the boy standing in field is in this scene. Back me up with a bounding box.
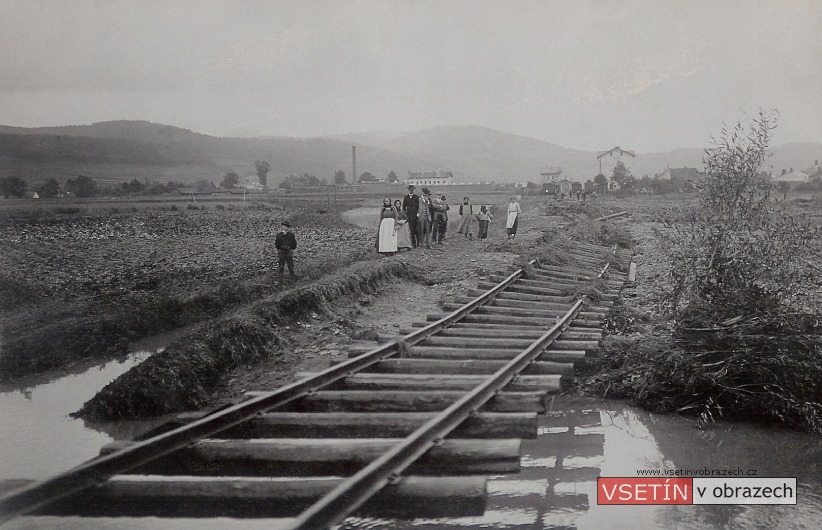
[275,220,298,279]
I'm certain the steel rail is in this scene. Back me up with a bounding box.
[290,259,612,529]
[0,260,536,523]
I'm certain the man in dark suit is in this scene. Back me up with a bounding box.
[275,220,298,279]
[402,184,420,248]
[417,187,434,249]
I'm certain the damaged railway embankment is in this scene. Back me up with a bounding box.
[74,258,422,421]
[582,114,822,435]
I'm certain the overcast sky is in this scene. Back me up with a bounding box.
[0,0,820,152]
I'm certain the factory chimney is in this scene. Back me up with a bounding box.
[352,146,357,184]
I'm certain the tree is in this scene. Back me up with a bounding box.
[358,172,378,183]
[593,173,608,193]
[38,178,60,198]
[220,172,240,189]
[0,176,28,198]
[303,173,322,186]
[194,179,215,192]
[255,160,271,187]
[334,170,346,185]
[65,174,97,197]
[386,171,399,183]
[122,179,145,194]
[611,161,636,190]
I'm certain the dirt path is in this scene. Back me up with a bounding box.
[207,200,550,403]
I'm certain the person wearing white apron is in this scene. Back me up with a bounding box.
[506,196,521,240]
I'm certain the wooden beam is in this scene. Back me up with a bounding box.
[103,438,524,476]
[263,390,554,413]
[31,475,488,519]
[365,358,574,378]
[177,411,539,439]
[296,372,561,393]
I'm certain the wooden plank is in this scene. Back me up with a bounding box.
[478,282,563,296]
[595,210,629,221]
[408,320,603,331]
[429,327,601,342]
[297,372,561,393]
[30,475,487,518]
[467,289,572,304]
[104,438,524,476]
[349,346,588,363]
[628,261,637,282]
[196,411,539,439]
[365,359,574,378]
[489,275,584,289]
[418,336,536,349]
[169,410,539,439]
[465,305,607,320]
[258,390,553,413]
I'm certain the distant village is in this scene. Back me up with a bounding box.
[4,143,822,200]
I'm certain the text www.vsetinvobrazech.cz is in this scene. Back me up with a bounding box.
[636,467,758,477]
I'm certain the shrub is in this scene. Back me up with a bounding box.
[646,109,822,432]
[664,110,817,319]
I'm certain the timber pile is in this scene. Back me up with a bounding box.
[0,241,631,529]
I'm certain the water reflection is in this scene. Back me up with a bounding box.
[347,396,822,529]
[0,351,152,481]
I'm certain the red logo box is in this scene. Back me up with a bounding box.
[598,477,693,505]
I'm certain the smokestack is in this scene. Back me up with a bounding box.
[352,146,357,184]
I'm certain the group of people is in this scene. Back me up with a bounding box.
[376,185,522,254]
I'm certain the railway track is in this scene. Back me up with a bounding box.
[0,240,630,529]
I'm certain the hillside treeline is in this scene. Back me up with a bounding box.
[0,133,207,165]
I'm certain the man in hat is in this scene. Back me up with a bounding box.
[402,184,420,248]
[431,193,449,244]
[417,187,434,249]
[457,196,475,239]
[275,220,298,279]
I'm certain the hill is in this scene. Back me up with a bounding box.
[1,121,819,188]
[0,121,437,187]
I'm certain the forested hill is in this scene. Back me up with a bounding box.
[0,121,437,186]
[1,120,819,188]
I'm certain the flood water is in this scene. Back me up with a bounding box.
[2,365,820,529]
[0,350,156,482]
[345,396,822,530]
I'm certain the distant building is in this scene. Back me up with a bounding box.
[802,160,822,181]
[657,167,703,184]
[557,178,573,194]
[771,169,809,183]
[540,166,563,183]
[597,146,636,176]
[406,171,454,187]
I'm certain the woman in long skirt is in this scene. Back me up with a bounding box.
[377,196,398,255]
[506,196,521,240]
[394,200,412,251]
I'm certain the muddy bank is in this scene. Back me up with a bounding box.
[75,258,421,421]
